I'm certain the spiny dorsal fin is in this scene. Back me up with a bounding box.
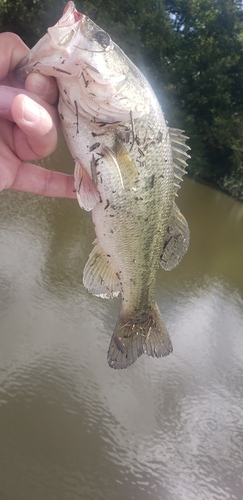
[169,128,191,195]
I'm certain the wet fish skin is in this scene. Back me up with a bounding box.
[16,2,190,369]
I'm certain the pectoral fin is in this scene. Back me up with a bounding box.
[103,140,138,190]
[74,162,100,211]
[83,241,120,298]
[160,203,190,270]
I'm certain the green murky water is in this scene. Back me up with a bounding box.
[0,139,243,500]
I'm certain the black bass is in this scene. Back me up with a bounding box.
[17,2,190,369]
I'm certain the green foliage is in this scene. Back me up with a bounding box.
[1,0,243,198]
[219,171,243,199]
[0,0,63,46]
[164,0,243,189]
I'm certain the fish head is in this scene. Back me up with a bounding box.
[17,1,128,85]
[17,2,152,122]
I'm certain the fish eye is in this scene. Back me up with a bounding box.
[94,30,111,49]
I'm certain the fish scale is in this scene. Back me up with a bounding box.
[16,1,190,369]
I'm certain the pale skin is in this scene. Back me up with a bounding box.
[0,32,76,198]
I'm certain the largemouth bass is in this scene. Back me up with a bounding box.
[17,1,190,369]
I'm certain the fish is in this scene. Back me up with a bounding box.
[16,1,190,369]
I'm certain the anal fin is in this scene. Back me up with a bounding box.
[83,241,120,298]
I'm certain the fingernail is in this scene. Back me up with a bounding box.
[22,96,41,124]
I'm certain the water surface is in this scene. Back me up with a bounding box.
[0,140,243,500]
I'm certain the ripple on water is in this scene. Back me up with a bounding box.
[1,180,243,500]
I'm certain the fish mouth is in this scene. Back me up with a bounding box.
[16,1,115,82]
[59,2,113,54]
[15,2,86,79]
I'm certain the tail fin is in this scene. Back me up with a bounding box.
[107,304,173,369]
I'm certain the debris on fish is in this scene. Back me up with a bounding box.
[17,1,190,369]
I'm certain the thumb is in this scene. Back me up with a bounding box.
[12,94,58,160]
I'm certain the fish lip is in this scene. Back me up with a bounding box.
[58,1,85,27]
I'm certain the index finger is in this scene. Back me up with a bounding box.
[0,33,58,105]
[25,73,58,105]
[0,32,28,81]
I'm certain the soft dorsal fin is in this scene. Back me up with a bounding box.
[169,128,191,195]
[160,202,190,271]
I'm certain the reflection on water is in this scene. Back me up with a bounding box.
[0,144,243,499]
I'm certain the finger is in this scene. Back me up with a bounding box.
[11,94,59,159]
[0,33,28,80]
[0,86,18,120]
[9,161,76,198]
[25,73,58,105]
[0,85,59,121]
[0,33,58,105]
[0,120,75,198]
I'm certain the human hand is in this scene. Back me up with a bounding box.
[0,32,76,198]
